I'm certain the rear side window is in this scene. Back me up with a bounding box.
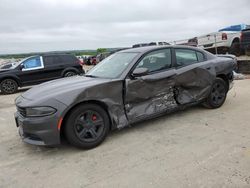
[175,49,205,67]
[43,56,60,66]
[60,55,77,64]
[197,51,205,62]
[175,49,198,67]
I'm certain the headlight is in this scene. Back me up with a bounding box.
[26,107,57,117]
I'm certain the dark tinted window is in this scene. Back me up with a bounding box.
[175,49,198,67]
[43,56,53,65]
[136,49,172,73]
[43,55,61,66]
[148,42,157,46]
[60,55,77,64]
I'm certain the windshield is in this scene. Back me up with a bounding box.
[86,52,138,79]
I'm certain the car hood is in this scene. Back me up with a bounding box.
[0,69,11,73]
[22,76,111,104]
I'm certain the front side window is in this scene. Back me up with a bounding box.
[23,57,43,70]
[136,48,172,73]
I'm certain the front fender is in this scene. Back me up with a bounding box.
[58,80,129,130]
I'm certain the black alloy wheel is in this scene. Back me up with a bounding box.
[74,110,105,143]
[203,78,228,109]
[65,104,110,149]
[0,79,18,94]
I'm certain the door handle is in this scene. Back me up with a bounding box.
[206,67,211,70]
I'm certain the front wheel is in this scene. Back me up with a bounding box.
[0,79,18,94]
[203,78,228,109]
[64,104,110,149]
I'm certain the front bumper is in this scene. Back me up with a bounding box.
[15,112,61,146]
[15,96,67,146]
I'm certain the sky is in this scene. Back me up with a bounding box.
[0,0,249,54]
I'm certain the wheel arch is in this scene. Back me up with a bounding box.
[61,67,80,77]
[60,100,114,139]
[230,37,240,46]
[216,74,229,91]
[0,76,21,86]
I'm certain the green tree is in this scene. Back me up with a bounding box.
[97,48,107,54]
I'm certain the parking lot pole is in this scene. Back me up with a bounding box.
[214,34,218,54]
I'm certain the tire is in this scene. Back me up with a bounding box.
[0,79,18,94]
[64,71,77,77]
[229,41,241,56]
[246,49,250,56]
[203,78,228,109]
[64,104,110,149]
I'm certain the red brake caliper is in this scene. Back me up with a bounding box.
[92,114,97,121]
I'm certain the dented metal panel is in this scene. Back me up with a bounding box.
[125,69,177,121]
[174,62,216,104]
[124,61,217,123]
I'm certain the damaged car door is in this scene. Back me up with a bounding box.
[125,48,178,122]
[173,48,216,104]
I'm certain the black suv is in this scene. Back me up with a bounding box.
[0,54,85,94]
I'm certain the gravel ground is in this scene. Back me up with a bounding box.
[0,80,250,188]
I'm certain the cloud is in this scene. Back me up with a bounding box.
[0,0,249,54]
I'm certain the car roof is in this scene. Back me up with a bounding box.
[42,53,73,57]
[119,45,204,53]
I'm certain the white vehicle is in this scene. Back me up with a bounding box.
[132,42,169,48]
[197,24,250,56]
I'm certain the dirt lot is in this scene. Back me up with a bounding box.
[1,80,250,188]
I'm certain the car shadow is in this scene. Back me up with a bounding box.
[20,105,209,156]
[109,105,207,137]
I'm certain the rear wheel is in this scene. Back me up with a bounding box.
[64,104,110,149]
[203,78,228,109]
[64,71,77,77]
[0,79,18,94]
[229,41,241,56]
[245,49,250,56]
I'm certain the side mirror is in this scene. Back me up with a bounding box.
[132,67,149,77]
[19,63,24,70]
